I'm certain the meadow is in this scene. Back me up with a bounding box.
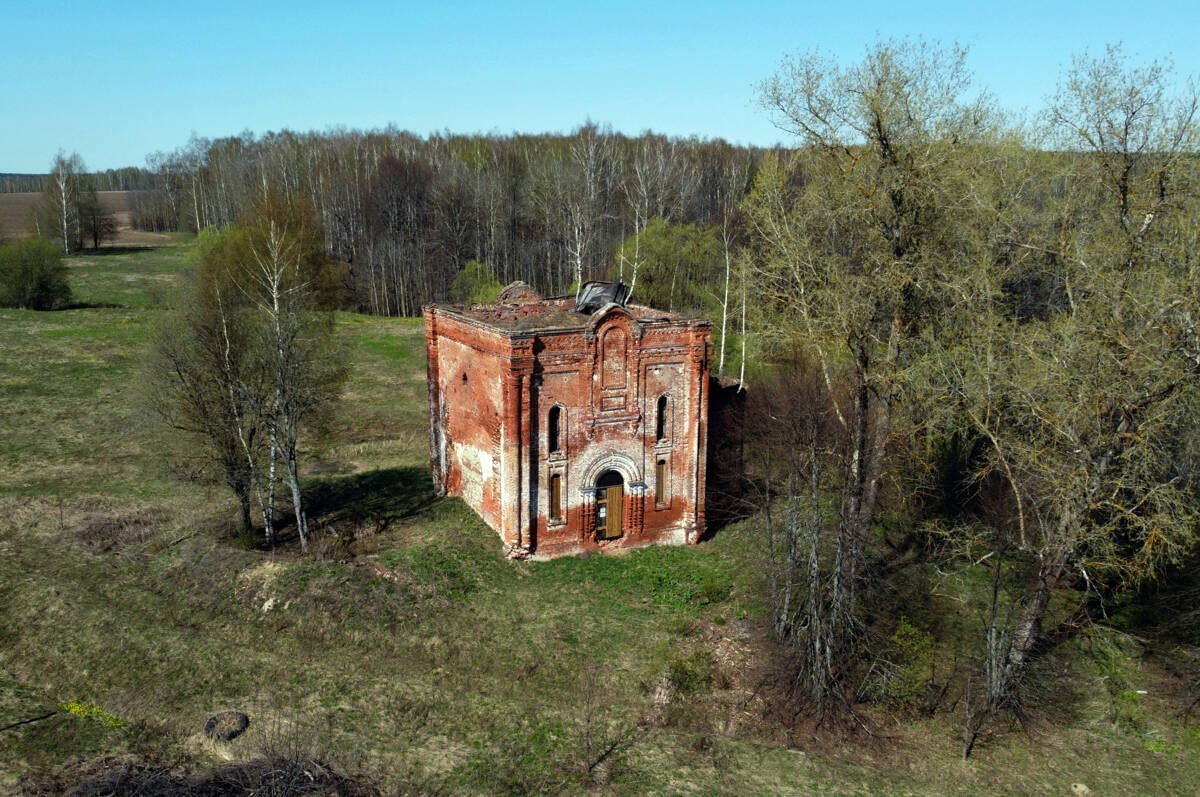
[1,240,1198,794]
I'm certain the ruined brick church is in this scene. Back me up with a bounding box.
[424,280,722,558]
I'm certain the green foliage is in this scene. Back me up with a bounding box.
[457,717,569,794]
[612,218,722,314]
[0,237,70,309]
[448,260,503,304]
[1091,631,1149,732]
[536,545,732,615]
[59,700,126,729]
[1144,735,1172,754]
[694,569,732,605]
[149,197,348,542]
[668,649,714,696]
[869,616,934,711]
[356,334,414,361]
[751,39,1200,730]
[6,221,1200,794]
[378,544,478,600]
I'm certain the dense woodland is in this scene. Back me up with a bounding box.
[124,125,759,318]
[0,167,155,193]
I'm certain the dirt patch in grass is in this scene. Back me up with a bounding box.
[73,507,169,554]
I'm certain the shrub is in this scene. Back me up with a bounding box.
[448,260,503,304]
[0,236,71,309]
[669,649,714,697]
[861,615,933,711]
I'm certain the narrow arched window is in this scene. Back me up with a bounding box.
[656,395,668,441]
[550,474,562,519]
[548,406,561,453]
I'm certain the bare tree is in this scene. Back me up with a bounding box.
[939,46,1200,749]
[149,227,267,533]
[714,154,751,377]
[747,39,996,718]
[31,151,87,253]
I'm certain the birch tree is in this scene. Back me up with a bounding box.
[714,153,751,377]
[150,199,345,548]
[565,123,618,298]
[237,193,346,551]
[31,151,86,253]
[149,228,267,534]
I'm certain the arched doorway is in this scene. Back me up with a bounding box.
[594,470,624,540]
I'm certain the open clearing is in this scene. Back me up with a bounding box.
[1,240,1198,794]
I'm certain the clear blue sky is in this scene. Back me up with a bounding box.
[3,0,1199,173]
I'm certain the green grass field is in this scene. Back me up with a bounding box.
[1,240,1198,794]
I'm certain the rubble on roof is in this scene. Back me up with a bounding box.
[496,281,541,304]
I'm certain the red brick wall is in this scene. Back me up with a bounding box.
[426,309,511,537]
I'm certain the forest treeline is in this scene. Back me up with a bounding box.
[118,125,761,317]
[0,168,155,194]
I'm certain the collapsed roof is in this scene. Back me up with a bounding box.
[573,281,629,314]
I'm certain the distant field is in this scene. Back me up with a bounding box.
[0,190,170,245]
[0,192,40,237]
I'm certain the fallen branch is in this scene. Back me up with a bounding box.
[0,711,57,733]
[161,531,199,551]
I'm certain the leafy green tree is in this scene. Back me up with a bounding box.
[448,260,503,303]
[0,237,71,309]
[611,217,723,315]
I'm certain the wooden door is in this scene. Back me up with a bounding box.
[604,484,623,538]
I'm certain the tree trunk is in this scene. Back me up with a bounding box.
[286,448,308,551]
[718,240,731,377]
[58,172,71,254]
[1000,561,1057,691]
[238,490,253,531]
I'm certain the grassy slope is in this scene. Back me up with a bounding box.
[1,241,1198,794]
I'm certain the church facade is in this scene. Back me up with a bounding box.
[424,281,711,558]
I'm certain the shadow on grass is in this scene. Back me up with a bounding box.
[62,301,125,310]
[71,245,157,257]
[302,465,439,535]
